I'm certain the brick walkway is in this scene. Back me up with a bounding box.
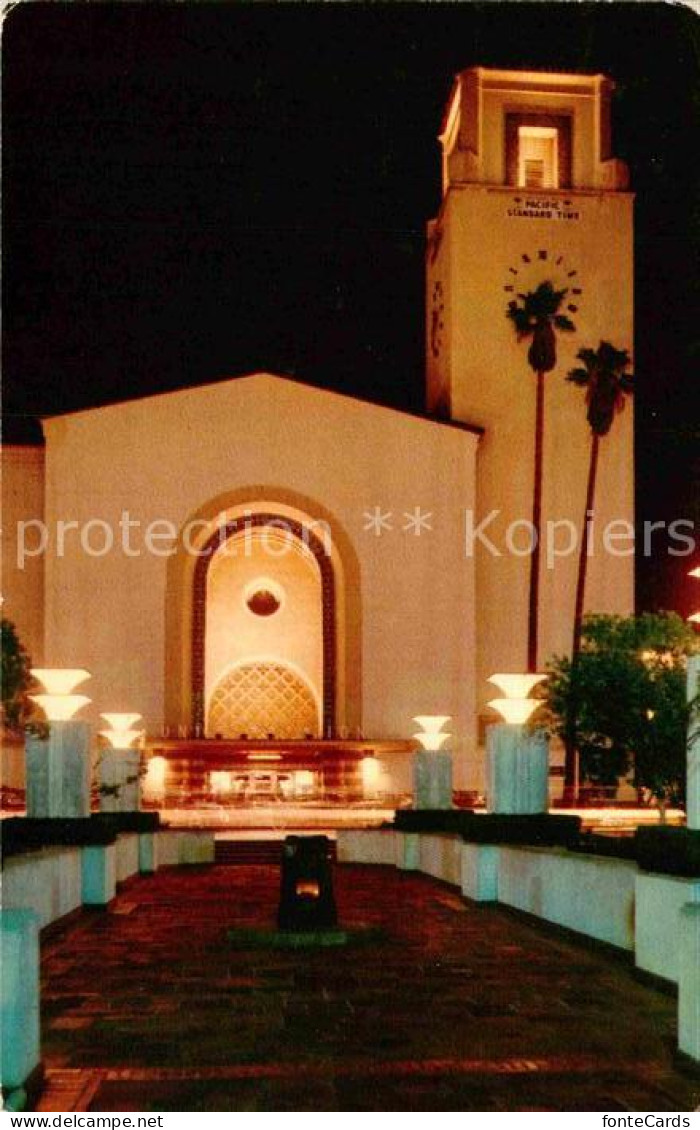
[38,864,699,1111]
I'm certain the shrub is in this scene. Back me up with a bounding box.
[540,612,699,813]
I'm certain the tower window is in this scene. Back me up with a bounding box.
[518,126,558,189]
[505,113,572,189]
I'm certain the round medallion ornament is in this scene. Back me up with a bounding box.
[243,578,285,618]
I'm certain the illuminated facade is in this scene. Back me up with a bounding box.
[1,68,634,798]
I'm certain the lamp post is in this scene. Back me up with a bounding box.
[26,669,92,818]
[485,673,549,814]
[98,713,144,813]
[412,715,453,809]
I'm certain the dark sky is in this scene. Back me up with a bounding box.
[3,1,699,613]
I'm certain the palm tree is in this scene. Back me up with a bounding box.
[507,281,576,672]
[564,341,634,799]
[567,342,634,656]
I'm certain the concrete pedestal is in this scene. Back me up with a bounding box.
[99,750,141,813]
[687,656,699,831]
[413,750,453,809]
[397,833,420,871]
[635,872,700,983]
[461,843,499,902]
[0,910,40,1093]
[678,903,700,1062]
[486,723,549,814]
[138,832,159,873]
[81,843,117,906]
[25,720,91,818]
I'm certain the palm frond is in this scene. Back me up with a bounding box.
[567,367,590,386]
[506,302,533,337]
[576,347,598,369]
[598,341,631,372]
[571,339,634,436]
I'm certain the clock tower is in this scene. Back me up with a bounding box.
[427,68,634,739]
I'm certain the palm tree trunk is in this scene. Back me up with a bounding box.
[527,370,545,673]
[564,431,600,801]
[572,432,599,658]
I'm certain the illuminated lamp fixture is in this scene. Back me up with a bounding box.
[144,755,167,793]
[487,672,547,725]
[30,668,91,721]
[412,715,451,751]
[210,770,233,796]
[31,669,90,694]
[412,716,453,810]
[247,752,283,762]
[99,712,143,750]
[361,755,381,791]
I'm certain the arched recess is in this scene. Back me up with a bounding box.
[164,486,362,736]
[192,513,334,734]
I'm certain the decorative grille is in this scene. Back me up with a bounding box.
[207,662,319,739]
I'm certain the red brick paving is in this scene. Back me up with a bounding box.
[37,864,699,1112]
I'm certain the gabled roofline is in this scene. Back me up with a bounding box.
[40,370,484,438]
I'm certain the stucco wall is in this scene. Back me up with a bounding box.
[428,186,634,714]
[1,445,45,664]
[42,375,480,787]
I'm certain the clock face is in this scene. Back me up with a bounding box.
[503,249,582,317]
[430,281,445,358]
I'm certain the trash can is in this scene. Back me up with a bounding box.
[277,834,337,931]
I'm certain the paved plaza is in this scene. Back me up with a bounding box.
[37,864,699,1112]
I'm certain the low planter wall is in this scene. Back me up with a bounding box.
[678,905,700,1061]
[418,833,463,887]
[335,829,398,866]
[115,833,140,884]
[1,846,82,929]
[337,830,637,951]
[157,830,215,866]
[1,830,216,932]
[497,846,637,951]
[635,872,700,984]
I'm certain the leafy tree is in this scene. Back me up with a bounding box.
[507,281,576,671]
[1,617,45,735]
[539,612,699,816]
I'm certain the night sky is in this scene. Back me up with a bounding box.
[3,2,699,613]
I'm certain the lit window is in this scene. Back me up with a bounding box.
[517,126,559,190]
